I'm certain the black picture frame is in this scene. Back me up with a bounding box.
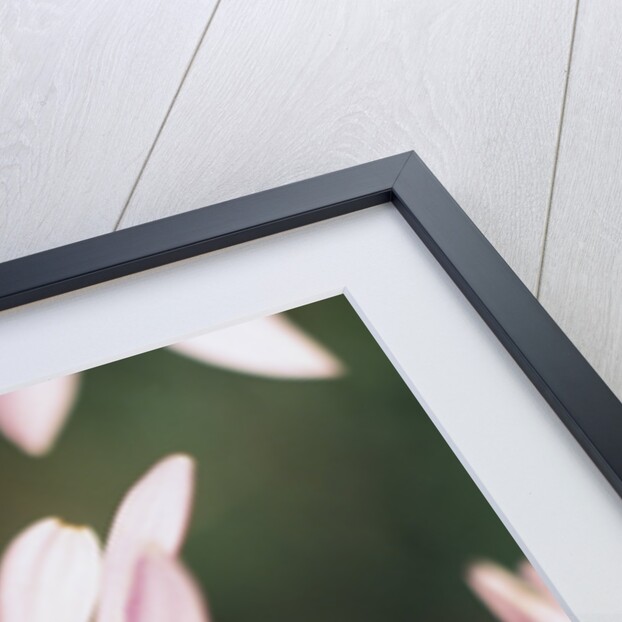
[1,150,621,501]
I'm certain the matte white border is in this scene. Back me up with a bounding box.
[1,205,620,620]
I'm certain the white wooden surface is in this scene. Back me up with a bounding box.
[0,0,218,262]
[1,206,620,620]
[539,0,622,400]
[118,0,576,290]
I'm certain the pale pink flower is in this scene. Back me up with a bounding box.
[0,454,209,622]
[0,518,100,622]
[126,549,207,622]
[0,314,343,455]
[170,314,344,379]
[97,454,201,622]
[467,560,569,622]
[0,374,80,456]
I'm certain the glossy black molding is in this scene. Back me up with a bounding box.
[2,151,622,499]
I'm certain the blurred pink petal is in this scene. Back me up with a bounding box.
[0,375,80,455]
[98,454,195,622]
[518,560,560,605]
[0,517,101,622]
[126,549,209,622]
[170,314,345,379]
[466,561,569,622]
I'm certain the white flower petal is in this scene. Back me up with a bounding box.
[0,517,101,622]
[98,455,195,622]
[0,375,80,455]
[466,561,569,622]
[170,314,345,379]
[126,549,209,622]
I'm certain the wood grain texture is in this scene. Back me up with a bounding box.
[120,0,576,290]
[0,0,218,261]
[539,1,622,399]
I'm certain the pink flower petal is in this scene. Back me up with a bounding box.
[98,455,195,622]
[0,517,101,622]
[170,314,345,379]
[518,561,560,605]
[466,561,569,622]
[0,375,80,456]
[126,549,209,622]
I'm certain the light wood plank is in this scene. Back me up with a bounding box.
[539,1,622,399]
[0,0,218,261]
[120,0,576,290]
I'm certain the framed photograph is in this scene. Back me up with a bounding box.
[1,152,620,621]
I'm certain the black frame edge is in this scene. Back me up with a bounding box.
[0,152,410,311]
[2,150,621,500]
[393,151,622,499]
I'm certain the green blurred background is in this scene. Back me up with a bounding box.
[0,295,522,621]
